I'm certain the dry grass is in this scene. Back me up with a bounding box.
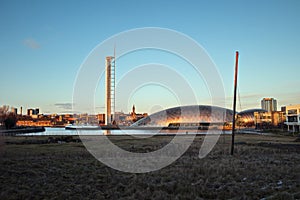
[0,134,299,199]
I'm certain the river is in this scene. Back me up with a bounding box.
[17,127,231,136]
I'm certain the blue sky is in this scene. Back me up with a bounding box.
[0,0,299,114]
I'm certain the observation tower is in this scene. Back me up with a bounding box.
[105,55,116,125]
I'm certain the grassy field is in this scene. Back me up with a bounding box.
[0,134,299,199]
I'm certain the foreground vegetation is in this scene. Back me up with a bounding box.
[0,134,299,199]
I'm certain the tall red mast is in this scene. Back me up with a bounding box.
[231,51,239,155]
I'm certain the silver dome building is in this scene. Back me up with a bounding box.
[132,105,234,128]
[237,108,267,126]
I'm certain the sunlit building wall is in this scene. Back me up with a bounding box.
[27,108,39,116]
[11,107,17,115]
[237,109,267,127]
[254,111,284,128]
[261,98,277,112]
[284,104,300,132]
[132,105,233,127]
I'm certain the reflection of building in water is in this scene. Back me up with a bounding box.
[131,105,233,128]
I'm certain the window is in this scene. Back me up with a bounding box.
[288,109,297,115]
[288,116,297,122]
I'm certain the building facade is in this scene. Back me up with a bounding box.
[284,104,300,132]
[132,105,233,128]
[11,107,18,115]
[261,98,277,112]
[27,108,39,116]
[237,108,267,127]
[254,111,284,129]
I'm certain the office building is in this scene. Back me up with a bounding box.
[254,111,284,128]
[261,98,277,112]
[284,104,300,132]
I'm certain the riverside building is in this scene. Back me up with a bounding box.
[284,104,300,132]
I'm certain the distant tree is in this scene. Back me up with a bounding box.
[0,105,10,127]
[0,105,17,129]
[0,105,9,114]
[4,113,17,129]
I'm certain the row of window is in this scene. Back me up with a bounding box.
[287,116,299,122]
[287,109,298,115]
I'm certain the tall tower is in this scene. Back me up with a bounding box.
[261,98,277,112]
[105,56,116,125]
[131,105,136,121]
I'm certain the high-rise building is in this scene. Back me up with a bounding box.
[261,98,277,112]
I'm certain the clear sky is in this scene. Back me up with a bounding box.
[0,0,299,114]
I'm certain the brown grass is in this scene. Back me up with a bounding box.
[0,134,299,199]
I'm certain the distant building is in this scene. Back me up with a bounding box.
[97,114,105,124]
[132,105,233,128]
[17,120,52,127]
[254,111,284,129]
[111,105,148,126]
[131,105,137,121]
[27,108,34,116]
[11,107,17,115]
[237,109,267,127]
[261,98,277,112]
[27,108,40,116]
[284,104,300,132]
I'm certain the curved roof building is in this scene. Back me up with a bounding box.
[132,105,234,127]
[237,108,267,124]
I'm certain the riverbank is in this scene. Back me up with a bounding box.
[0,134,299,199]
[0,126,45,136]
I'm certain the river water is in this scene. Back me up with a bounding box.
[18,127,231,136]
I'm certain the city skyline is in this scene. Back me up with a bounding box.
[1,0,300,114]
